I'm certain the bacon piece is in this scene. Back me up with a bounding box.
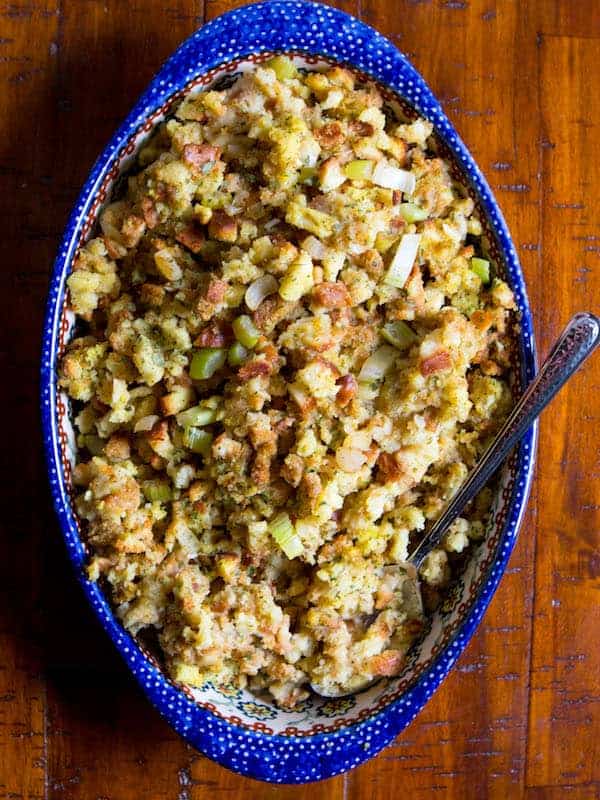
[196,276,228,320]
[336,374,358,407]
[238,359,272,381]
[312,281,351,309]
[195,320,232,348]
[141,196,159,229]
[206,276,227,304]
[182,143,221,171]
[175,222,205,253]
[420,351,452,376]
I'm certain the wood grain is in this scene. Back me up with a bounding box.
[0,1,598,798]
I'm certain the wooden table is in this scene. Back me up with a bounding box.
[1,1,599,797]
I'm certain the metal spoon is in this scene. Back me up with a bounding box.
[311,312,600,698]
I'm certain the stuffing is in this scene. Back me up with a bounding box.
[59,57,515,707]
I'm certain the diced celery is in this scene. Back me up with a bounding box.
[398,202,428,223]
[183,427,213,456]
[343,160,373,181]
[381,321,418,349]
[299,166,317,185]
[176,405,217,428]
[268,512,304,559]
[232,314,260,349]
[265,54,297,81]
[142,480,172,503]
[228,341,248,366]
[189,348,227,380]
[470,257,490,284]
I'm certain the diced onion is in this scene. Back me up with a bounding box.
[301,235,328,260]
[245,274,278,311]
[345,430,372,451]
[336,447,367,473]
[358,346,398,382]
[372,161,416,194]
[383,234,421,288]
[264,218,281,231]
[268,513,304,559]
[134,414,159,433]
[320,88,344,110]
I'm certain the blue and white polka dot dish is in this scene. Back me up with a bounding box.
[40,0,537,784]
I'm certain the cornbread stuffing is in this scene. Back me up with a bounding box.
[60,57,516,705]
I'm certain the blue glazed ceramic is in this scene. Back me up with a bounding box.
[40,0,537,784]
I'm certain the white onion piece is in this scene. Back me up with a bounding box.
[134,414,159,433]
[372,161,416,194]
[245,274,279,310]
[321,88,344,110]
[358,346,397,381]
[384,233,421,288]
[302,235,328,260]
[345,430,372,451]
[264,218,281,231]
[336,447,367,473]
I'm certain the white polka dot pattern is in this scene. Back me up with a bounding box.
[39,0,537,784]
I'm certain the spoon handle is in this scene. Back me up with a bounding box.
[409,312,600,568]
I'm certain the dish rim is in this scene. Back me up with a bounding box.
[40,0,538,783]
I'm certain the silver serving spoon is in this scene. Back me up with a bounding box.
[311,312,600,698]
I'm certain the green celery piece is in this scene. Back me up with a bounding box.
[189,348,227,380]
